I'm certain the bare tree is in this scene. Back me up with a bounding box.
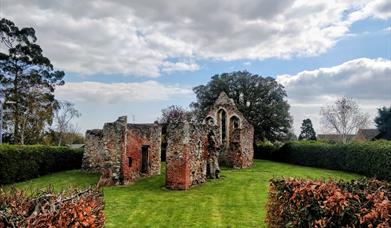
[158,105,192,124]
[54,101,81,146]
[320,97,369,143]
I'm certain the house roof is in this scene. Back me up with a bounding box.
[317,134,355,142]
[67,144,85,149]
[356,129,380,140]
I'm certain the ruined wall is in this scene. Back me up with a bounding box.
[122,124,161,184]
[239,125,254,168]
[165,121,210,190]
[82,129,105,172]
[227,121,254,168]
[82,116,127,184]
[102,116,127,184]
[205,92,254,168]
[83,116,161,185]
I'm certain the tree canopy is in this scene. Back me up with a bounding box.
[298,118,317,140]
[0,18,65,144]
[191,71,292,142]
[374,106,391,136]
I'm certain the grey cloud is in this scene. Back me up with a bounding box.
[277,58,391,103]
[2,0,390,76]
[276,58,391,134]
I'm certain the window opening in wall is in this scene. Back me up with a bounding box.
[128,157,132,167]
[219,109,227,143]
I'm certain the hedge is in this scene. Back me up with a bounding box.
[254,141,279,159]
[267,178,391,227]
[256,141,391,181]
[0,145,83,185]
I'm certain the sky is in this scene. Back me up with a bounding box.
[1,0,390,135]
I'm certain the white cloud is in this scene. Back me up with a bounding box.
[55,81,193,103]
[276,58,391,134]
[2,0,390,77]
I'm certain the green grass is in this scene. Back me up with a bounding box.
[2,160,361,227]
[1,170,99,193]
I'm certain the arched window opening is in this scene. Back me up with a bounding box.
[205,116,214,126]
[218,109,227,143]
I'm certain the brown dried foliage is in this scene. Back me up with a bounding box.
[267,178,391,228]
[0,188,105,228]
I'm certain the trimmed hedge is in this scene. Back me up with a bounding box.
[0,145,83,185]
[254,141,279,159]
[256,141,391,181]
[267,178,391,227]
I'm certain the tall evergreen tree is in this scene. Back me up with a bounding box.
[192,71,292,142]
[0,18,65,144]
[374,106,391,136]
[298,118,317,140]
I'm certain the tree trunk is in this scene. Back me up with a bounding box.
[58,134,62,146]
[13,67,20,144]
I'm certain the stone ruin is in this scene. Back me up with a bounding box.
[82,92,254,189]
[165,121,220,190]
[205,92,254,168]
[82,116,161,185]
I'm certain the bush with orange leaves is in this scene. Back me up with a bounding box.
[267,178,390,228]
[0,187,105,228]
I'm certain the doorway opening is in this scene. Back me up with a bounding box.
[141,145,149,174]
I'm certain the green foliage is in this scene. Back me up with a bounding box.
[267,141,391,181]
[192,71,292,142]
[0,144,83,185]
[267,178,391,227]
[375,106,391,137]
[254,141,280,159]
[0,18,65,144]
[298,118,316,140]
[42,130,85,146]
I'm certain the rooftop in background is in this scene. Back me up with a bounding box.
[317,134,356,143]
[354,129,380,141]
[66,144,85,149]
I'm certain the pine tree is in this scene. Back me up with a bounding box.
[0,18,65,144]
[298,119,316,140]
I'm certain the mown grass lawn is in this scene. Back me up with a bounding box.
[2,160,361,227]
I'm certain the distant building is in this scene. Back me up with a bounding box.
[317,134,355,143]
[318,128,388,143]
[354,129,380,141]
[66,144,85,149]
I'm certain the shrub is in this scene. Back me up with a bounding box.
[267,178,391,227]
[0,187,105,227]
[0,145,83,185]
[264,141,391,181]
[254,141,280,159]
